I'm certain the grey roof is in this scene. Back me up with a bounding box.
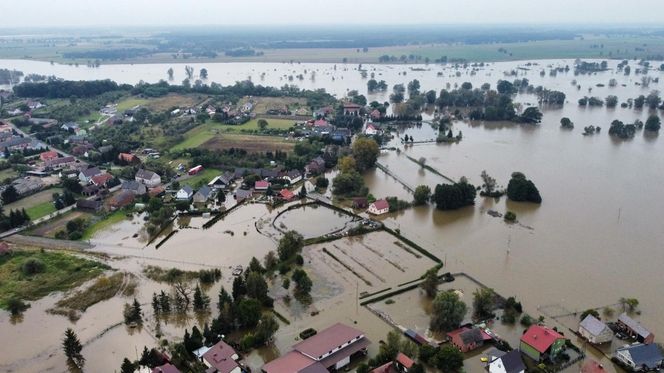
[235,188,253,200]
[262,169,279,178]
[580,315,610,336]
[460,329,484,345]
[617,343,663,368]
[180,185,193,194]
[287,170,302,179]
[0,136,31,149]
[80,167,101,177]
[77,199,101,210]
[618,313,653,339]
[497,350,526,373]
[122,180,146,193]
[195,185,212,199]
[135,169,157,180]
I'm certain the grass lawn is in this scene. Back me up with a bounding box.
[116,97,149,112]
[4,188,62,214]
[81,211,128,240]
[0,250,109,309]
[0,168,18,181]
[172,123,218,151]
[201,133,295,153]
[25,200,57,220]
[181,168,219,188]
[232,118,296,131]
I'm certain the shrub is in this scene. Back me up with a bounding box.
[21,258,46,275]
[504,211,517,222]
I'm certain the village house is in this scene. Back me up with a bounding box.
[91,173,114,188]
[284,170,302,184]
[368,199,390,215]
[305,156,326,175]
[151,363,182,373]
[45,156,77,170]
[489,349,526,373]
[262,323,370,373]
[60,122,79,132]
[235,188,253,203]
[370,109,382,121]
[343,102,363,116]
[121,180,147,196]
[39,150,59,162]
[447,326,493,352]
[254,180,270,192]
[79,167,102,184]
[614,343,663,371]
[11,177,43,196]
[209,173,234,189]
[76,199,102,212]
[81,184,100,197]
[118,152,140,165]
[331,128,351,144]
[176,185,194,201]
[370,352,414,373]
[193,186,213,204]
[200,340,242,373]
[279,188,295,201]
[109,190,135,210]
[365,123,380,136]
[617,313,655,344]
[0,136,33,152]
[314,106,333,118]
[135,169,162,188]
[519,325,566,362]
[579,315,613,344]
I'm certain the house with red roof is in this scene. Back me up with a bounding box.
[91,173,114,187]
[519,325,566,362]
[262,323,370,373]
[447,326,493,352]
[368,199,390,215]
[370,109,382,120]
[255,180,270,192]
[279,188,295,201]
[343,102,362,116]
[39,150,59,162]
[152,363,182,373]
[371,352,415,373]
[118,152,140,165]
[201,340,242,373]
[365,123,380,136]
[313,119,329,127]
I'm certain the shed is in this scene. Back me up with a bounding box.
[579,315,613,344]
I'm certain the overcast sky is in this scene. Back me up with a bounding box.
[2,0,664,28]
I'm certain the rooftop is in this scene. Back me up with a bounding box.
[293,322,365,359]
[521,325,564,353]
[618,313,652,338]
[580,315,609,336]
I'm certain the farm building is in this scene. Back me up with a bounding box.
[579,315,613,344]
[617,313,655,344]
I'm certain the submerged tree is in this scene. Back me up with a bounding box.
[430,291,467,332]
[63,328,85,368]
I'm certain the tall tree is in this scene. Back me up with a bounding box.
[167,67,174,80]
[430,291,467,332]
[200,68,208,80]
[351,137,379,171]
[62,328,85,368]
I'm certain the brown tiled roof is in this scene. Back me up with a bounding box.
[293,323,365,359]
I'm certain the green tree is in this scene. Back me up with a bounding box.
[435,345,463,372]
[257,119,269,130]
[123,298,143,324]
[560,117,574,129]
[167,68,174,80]
[193,284,210,311]
[351,137,379,171]
[472,288,495,320]
[277,231,304,261]
[420,268,439,297]
[338,155,357,173]
[580,308,600,321]
[332,171,365,196]
[120,357,135,373]
[519,107,543,124]
[645,114,661,131]
[63,328,85,368]
[1,185,19,204]
[200,68,208,79]
[237,298,261,328]
[291,268,312,296]
[255,314,280,344]
[432,179,476,210]
[232,275,247,299]
[413,185,431,205]
[430,291,467,332]
[506,172,542,203]
[246,271,269,301]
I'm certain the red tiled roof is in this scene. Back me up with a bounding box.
[280,188,295,200]
[313,119,328,127]
[521,325,564,353]
[395,352,414,369]
[152,363,181,373]
[40,150,58,161]
[262,351,326,373]
[91,173,113,186]
[255,180,269,189]
[581,360,606,373]
[343,102,362,109]
[293,323,364,359]
[370,361,394,373]
[118,152,138,163]
[202,341,240,373]
[371,199,389,211]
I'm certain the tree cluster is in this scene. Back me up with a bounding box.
[432,178,476,210]
[506,172,542,203]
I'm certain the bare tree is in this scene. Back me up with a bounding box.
[167,67,174,80]
[184,65,194,80]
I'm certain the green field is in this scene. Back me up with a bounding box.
[81,210,128,240]
[116,97,150,112]
[4,188,62,220]
[0,168,18,182]
[234,118,296,131]
[0,250,108,309]
[181,168,219,188]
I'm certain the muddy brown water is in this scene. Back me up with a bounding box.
[1,58,663,372]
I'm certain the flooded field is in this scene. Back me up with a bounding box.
[273,203,357,239]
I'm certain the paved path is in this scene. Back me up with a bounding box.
[3,234,92,250]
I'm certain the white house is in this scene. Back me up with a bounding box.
[176,185,194,200]
[489,350,525,373]
[579,315,613,344]
[365,123,380,136]
[367,199,390,215]
[135,169,162,188]
[614,344,663,371]
[284,170,302,184]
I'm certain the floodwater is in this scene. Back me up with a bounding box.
[273,203,357,239]
[1,57,664,372]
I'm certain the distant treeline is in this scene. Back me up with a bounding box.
[62,48,154,61]
[11,78,336,108]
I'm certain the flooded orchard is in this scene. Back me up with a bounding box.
[1,57,663,372]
